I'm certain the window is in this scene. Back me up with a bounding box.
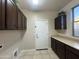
[72,5,79,36]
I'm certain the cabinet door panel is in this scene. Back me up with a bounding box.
[55,40,65,59]
[24,17,26,29]
[51,38,56,52]
[17,10,23,30]
[0,0,2,29]
[62,15,66,29]
[66,46,79,59]
[55,15,66,30]
[55,17,61,29]
[18,10,26,30]
[0,0,5,30]
[22,16,26,30]
[2,0,6,29]
[66,48,79,59]
[6,0,18,30]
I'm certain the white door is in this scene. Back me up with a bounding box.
[35,20,49,49]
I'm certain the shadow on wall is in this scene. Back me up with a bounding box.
[0,30,26,55]
[55,30,67,34]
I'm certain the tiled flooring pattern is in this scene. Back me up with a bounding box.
[19,49,59,59]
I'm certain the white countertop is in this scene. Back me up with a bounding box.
[52,35,79,50]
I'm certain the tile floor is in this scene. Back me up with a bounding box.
[19,49,59,59]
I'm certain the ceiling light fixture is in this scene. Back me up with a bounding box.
[32,0,39,5]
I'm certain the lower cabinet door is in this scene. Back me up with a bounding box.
[66,46,79,59]
[51,38,79,59]
[55,40,65,59]
[51,38,56,52]
[66,49,79,59]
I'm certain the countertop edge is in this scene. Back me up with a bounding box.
[51,35,79,50]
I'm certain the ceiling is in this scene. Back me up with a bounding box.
[17,0,72,11]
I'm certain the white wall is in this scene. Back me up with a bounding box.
[56,0,79,37]
[17,2,57,49]
[20,10,58,50]
[0,30,25,58]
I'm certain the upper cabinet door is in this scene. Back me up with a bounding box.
[17,9,26,30]
[0,0,2,29]
[55,17,61,29]
[55,15,66,30]
[22,15,26,30]
[0,0,26,30]
[0,0,5,30]
[6,0,18,30]
[17,10,23,30]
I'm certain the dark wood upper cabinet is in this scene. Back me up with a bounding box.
[55,17,61,29]
[17,9,26,30]
[17,10,23,30]
[55,14,67,30]
[0,0,6,30]
[0,0,26,30]
[0,0,2,29]
[22,15,26,30]
[6,0,18,30]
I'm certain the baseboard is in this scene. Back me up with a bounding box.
[21,49,36,52]
[36,48,48,51]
